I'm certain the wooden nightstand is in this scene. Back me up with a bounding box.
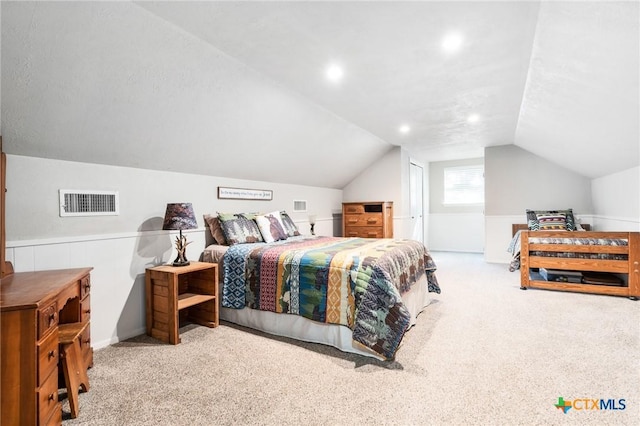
[145,261,218,344]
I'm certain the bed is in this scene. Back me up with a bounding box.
[513,225,639,299]
[201,211,440,360]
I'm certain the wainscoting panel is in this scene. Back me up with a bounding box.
[428,213,484,253]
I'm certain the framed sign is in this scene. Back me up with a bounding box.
[217,186,273,201]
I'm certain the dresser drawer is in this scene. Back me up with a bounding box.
[343,204,364,214]
[80,322,93,369]
[80,274,91,299]
[37,328,59,387]
[344,227,384,238]
[344,213,382,227]
[43,406,62,426]
[38,369,60,425]
[38,302,58,340]
[80,293,91,323]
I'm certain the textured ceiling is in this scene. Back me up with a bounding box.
[138,0,541,162]
[136,0,639,178]
[2,1,638,186]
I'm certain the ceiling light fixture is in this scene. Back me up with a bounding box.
[467,114,480,123]
[399,124,411,134]
[326,64,344,82]
[442,32,463,53]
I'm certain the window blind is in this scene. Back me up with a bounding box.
[443,165,484,205]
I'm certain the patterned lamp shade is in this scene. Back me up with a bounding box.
[162,203,197,267]
[162,203,197,231]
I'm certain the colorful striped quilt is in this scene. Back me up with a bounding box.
[222,236,440,359]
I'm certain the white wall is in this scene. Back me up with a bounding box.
[342,146,419,239]
[591,166,640,231]
[342,147,399,205]
[427,157,484,253]
[5,155,342,349]
[484,145,594,263]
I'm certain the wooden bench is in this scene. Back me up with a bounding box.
[59,322,91,418]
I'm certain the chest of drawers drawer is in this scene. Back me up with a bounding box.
[37,328,59,386]
[38,368,60,425]
[80,293,91,323]
[38,302,58,340]
[80,323,93,369]
[80,275,91,299]
[344,213,382,227]
[344,227,384,238]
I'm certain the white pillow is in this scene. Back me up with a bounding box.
[255,211,288,243]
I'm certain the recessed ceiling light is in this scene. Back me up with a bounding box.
[399,124,411,134]
[326,64,344,82]
[467,114,480,123]
[442,32,463,53]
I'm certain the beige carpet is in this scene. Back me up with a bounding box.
[64,252,639,425]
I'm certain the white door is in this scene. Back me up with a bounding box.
[410,162,424,243]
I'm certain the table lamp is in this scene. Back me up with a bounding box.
[162,203,197,266]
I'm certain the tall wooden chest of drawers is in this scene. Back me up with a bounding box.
[342,201,393,238]
[0,267,93,425]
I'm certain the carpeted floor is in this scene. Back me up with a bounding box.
[63,252,639,425]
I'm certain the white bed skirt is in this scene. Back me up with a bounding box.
[220,273,431,360]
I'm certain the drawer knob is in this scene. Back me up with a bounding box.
[48,350,56,359]
[48,312,56,324]
[48,393,55,401]
[84,308,91,314]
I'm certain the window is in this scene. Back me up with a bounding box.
[443,165,484,205]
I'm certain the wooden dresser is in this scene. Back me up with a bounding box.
[1,267,93,425]
[342,201,393,238]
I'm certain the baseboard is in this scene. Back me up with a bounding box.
[94,326,147,351]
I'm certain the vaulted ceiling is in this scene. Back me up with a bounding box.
[2,1,638,188]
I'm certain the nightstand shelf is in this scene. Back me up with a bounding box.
[178,293,216,310]
[145,261,218,344]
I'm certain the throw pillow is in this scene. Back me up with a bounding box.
[536,212,567,230]
[526,209,576,231]
[203,214,227,245]
[217,212,264,245]
[280,211,301,237]
[256,211,288,243]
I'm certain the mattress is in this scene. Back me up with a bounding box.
[529,236,629,260]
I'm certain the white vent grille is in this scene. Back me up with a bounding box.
[293,200,307,212]
[59,190,119,217]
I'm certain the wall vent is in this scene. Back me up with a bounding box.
[293,200,307,212]
[59,190,119,217]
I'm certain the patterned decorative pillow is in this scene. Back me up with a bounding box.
[536,212,567,230]
[203,214,227,245]
[255,211,288,243]
[217,212,264,245]
[280,210,301,237]
[526,209,576,231]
